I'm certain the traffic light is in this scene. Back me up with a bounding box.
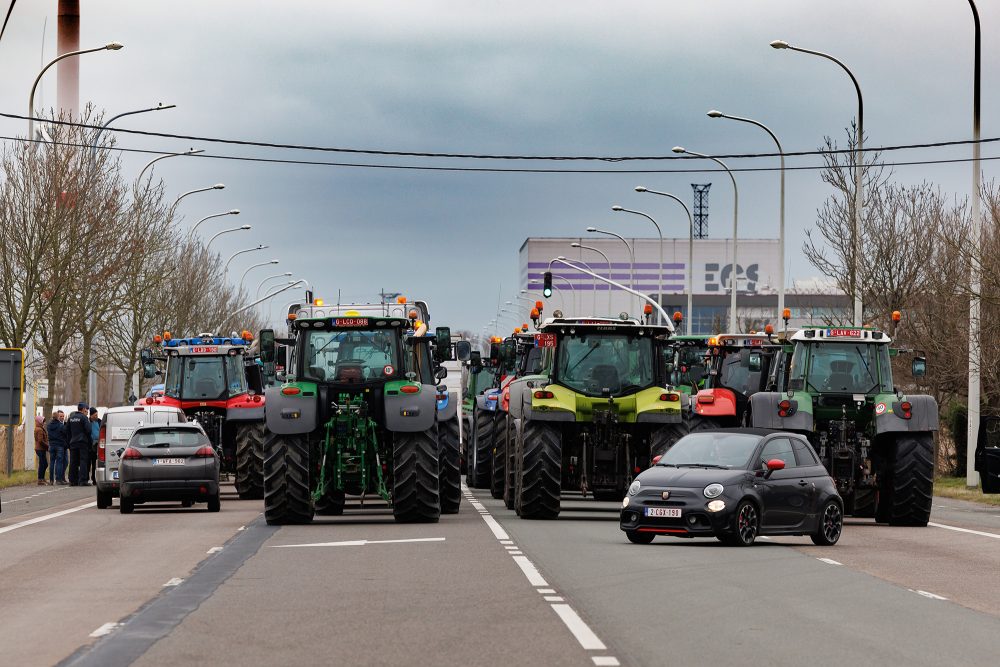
[542,271,553,298]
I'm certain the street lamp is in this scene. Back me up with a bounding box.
[565,251,599,313]
[586,226,636,314]
[206,224,251,250]
[706,110,786,324]
[89,102,175,161]
[771,39,863,327]
[256,272,293,299]
[190,209,240,237]
[570,242,613,314]
[225,245,269,274]
[28,41,124,142]
[612,206,662,323]
[635,187,695,334]
[966,0,983,488]
[137,148,204,183]
[173,183,225,209]
[673,147,739,332]
[239,259,280,295]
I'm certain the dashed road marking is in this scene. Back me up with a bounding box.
[512,555,548,586]
[537,588,556,595]
[544,595,565,602]
[910,589,948,601]
[207,546,224,554]
[817,557,842,566]
[271,537,446,549]
[928,521,1000,540]
[551,604,606,650]
[0,501,96,535]
[593,658,621,666]
[500,539,514,545]
[163,578,184,587]
[481,514,510,540]
[89,622,121,638]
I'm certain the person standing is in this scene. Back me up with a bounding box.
[66,403,92,487]
[89,408,100,484]
[34,416,49,485]
[47,410,68,485]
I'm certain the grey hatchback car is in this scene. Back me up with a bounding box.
[118,423,221,514]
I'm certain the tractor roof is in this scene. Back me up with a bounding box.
[790,326,892,344]
[539,316,672,334]
[163,335,251,355]
[290,299,431,325]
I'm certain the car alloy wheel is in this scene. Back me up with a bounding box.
[736,502,758,545]
[821,501,843,544]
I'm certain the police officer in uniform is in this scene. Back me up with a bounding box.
[66,403,92,486]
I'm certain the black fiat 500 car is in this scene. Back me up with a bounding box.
[620,428,842,546]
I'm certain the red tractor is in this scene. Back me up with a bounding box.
[140,332,267,499]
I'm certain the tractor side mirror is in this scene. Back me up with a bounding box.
[489,342,501,363]
[470,351,483,373]
[435,366,448,381]
[140,347,154,364]
[259,329,276,364]
[434,327,453,362]
[142,363,158,379]
[911,356,927,378]
[501,340,516,369]
[664,362,675,374]
[455,340,472,362]
[748,351,763,373]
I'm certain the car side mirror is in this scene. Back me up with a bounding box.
[764,458,785,477]
[454,340,472,362]
[651,454,662,465]
[259,329,276,364]
[911,356,926,378]
[748,351,763,373]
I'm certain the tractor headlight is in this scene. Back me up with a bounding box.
[703,483,724,499]
[628,480,641,496]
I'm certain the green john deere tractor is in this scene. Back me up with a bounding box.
[259,299,466,525]
[509,316,682,518]
[750,325,936,525]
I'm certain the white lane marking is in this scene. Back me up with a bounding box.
[511,555,548,587]
[163,578,184,587]
[928,521,1000,540]
[500,540,514,545]
[89,622,121,638]
[510,551,524,556]
[271,537,446,549]
[505,545,519,550]
[237,526,245,531]
[482,515,510,540]
[551,604,606,650]
[537,588,556,595]
[593,658,621,666]
[910,589,948,601]
[0,502,96,535]
[207,546,224,554]
[817,558,842,566]
[544,596,565,602]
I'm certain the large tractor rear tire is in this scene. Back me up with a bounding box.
[849,487,877,518]
[490,416,507,500]
[263,432,314,525]
[515,420,561,519]
[466,408,494,489]
[235,422,266,500]
[503,418,518,510]
[393,428,441,523]
[885,432,934,527]
[439,417,462,514]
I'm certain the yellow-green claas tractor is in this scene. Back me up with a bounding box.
[507,315,682,518]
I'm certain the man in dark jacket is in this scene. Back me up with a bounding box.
[47,410,68,484]
[66,403,92,486]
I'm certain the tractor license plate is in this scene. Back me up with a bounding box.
[112,470,119,480]
[152,458,185,466]
[645,507,681,518]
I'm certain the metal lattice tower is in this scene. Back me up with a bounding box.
[691,184,711,239]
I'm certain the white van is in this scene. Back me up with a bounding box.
[96,405,186,509]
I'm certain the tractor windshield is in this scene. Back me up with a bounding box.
[555,333,655,396]
[671,345,709,388]
[164,354,248,401]
[301,328,400,384]
[796,342,893,394]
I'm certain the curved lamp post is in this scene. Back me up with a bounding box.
[256,271,293,299]
[206,224,251,250]
[612,205,663,323]
[190,209,240,237]
[570,242,613,314]
[137,148,203,183]
[635,187,695,334]
[224,245,269,275]
[587,226,635,314]
[89,102,175,161]
[173,183,225,209]
[238,259,280,295]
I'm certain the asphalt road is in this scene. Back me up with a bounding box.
[2,481,999,666]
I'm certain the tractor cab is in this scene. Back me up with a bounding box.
[692,333,782,426]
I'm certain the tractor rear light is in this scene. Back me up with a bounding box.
[281,387,301,396]
[145,397,154,405]
[98,443,106,462]
[778,399,795,418]
[533,390,554,399]
[900,401,912,419]
[659,393,680,402]
[122,447,142,460]
[252,395,262,403]
[194,446,215,458]
[697,394,715,404]
[400,385,420,394]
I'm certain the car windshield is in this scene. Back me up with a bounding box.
[556,333,654,396]
[165,355,246,400]
[131,428,208,448]
[659,432,760,468]
[302,328,399,383]
[800,342,890,394]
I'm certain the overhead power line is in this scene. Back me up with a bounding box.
[3,111,999,163]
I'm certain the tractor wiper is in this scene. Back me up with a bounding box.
[855,345,877,385]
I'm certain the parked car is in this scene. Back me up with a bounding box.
[96,405,186,509]
[118,422,220,514]
[619,428,843,546]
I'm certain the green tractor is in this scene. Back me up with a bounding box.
[259,299,469,525]
[750,325,936,525]
[508,316,682,518]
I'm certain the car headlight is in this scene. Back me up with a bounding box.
[628,480,641,496]
[621,496,630,508]
[703,483,724,499]
[707,499,726,512]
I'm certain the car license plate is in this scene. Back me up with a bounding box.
[112,470,119,480]
[645,507,682,518]
[152,458,185,465]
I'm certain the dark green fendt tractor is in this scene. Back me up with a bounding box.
[750,325,936,526]
[259,300,469,525]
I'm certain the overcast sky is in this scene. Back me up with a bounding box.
[0,1,994,332]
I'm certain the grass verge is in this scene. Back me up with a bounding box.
[934,476,1000,507]
[0,470,39,490]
